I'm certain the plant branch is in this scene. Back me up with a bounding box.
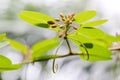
[21,46,120,64]
[34,52,82,62]
[33,47,120,62]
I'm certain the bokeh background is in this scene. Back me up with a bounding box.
[0,0,120,80]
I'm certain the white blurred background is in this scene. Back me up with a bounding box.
[0,0,120,80]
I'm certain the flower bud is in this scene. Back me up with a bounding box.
[59,25,64,29]
[59,13,64,18]
[58,32,63,38]
[71,12,75,17]
[51,24,57,28]
[47,21,55,25]
[72,18,75,21]
[62,18,65,21]
[69,21,72,24]
[55,18,60,22]
[73,26,78,30]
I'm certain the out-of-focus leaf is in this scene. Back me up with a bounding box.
[0,55,22,72]
[74,10,96,24]
[82,19,108,27]
[0,41,9,49]
[5,38,27,53]
[0,33,6,41]
[32,37,60,58]
[18,11,55,28]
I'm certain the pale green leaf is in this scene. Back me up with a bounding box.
[32,37,60,58]
[82,19,108,27]
[0,55,22,72]
[74,10,96,24]
[18,11,55,28]
[5,38,27,53]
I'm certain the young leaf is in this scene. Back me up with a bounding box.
[74,10,96,24]
[18,11,55,28]
[0,55,22,72]
[5,38,27,53]
[32,37,60,58]
[0,33,6,41]
[82,19,108,27]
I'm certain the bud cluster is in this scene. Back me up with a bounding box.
[47,12,78,38]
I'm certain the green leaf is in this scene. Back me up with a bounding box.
[103,34,118,43]
[79,43,112,61]
[74,10,96,24]
[5,38,27,53]
[82,19,108,27]
[116,35,120,41]
[18,11,55,28]
[0,55,22,72]
[69,36,112,61]
[0,33,6,41]
[77,27,105,39]
[74,27,118,47]
[69,31,113,61]
[32,37,60,58]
